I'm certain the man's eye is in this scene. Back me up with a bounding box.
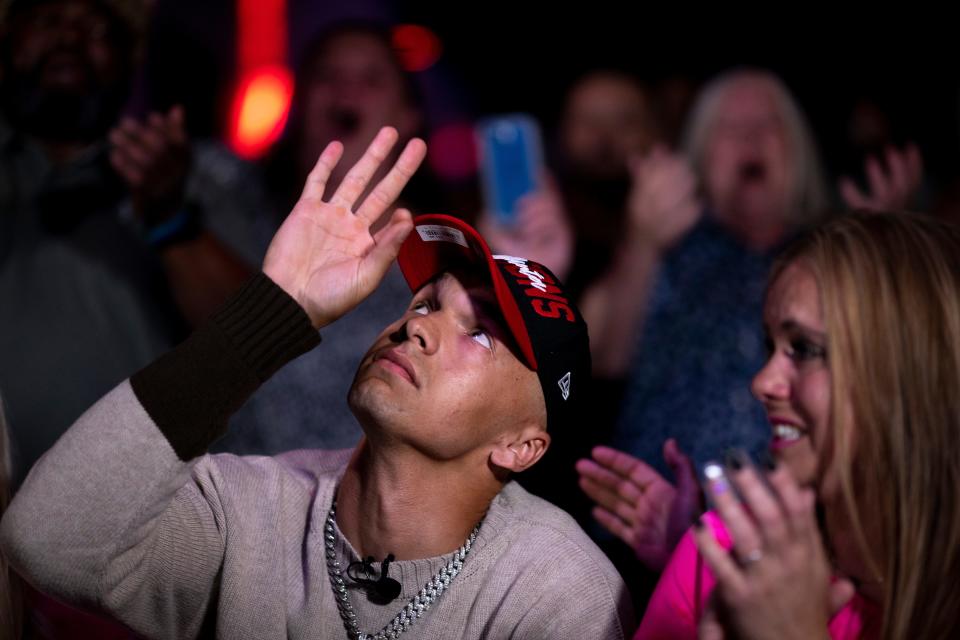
[469,330,492,349]
[411,301,430,315]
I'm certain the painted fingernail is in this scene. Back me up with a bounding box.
[725,448,753,472]
[703,462,729,495]
[723,449,743,471]
[760,451,778,471]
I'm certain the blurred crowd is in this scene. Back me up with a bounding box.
[2,1,960,638]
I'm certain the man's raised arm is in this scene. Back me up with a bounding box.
[0,127,426,638]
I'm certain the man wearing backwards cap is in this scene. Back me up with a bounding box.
[1,127,633,639]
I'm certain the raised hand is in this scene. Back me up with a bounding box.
[625,145,702,253]
[109,106,192,223]
[576,439,700,571]
[262,127,427,328]
[694,459,854,640]
[839,144,923,212]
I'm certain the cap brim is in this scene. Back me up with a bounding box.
[397,214,538,369]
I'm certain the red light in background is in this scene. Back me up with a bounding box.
[229,66,293,159]
[428,122,477,181]
[392,24,442,72]
[228,0,291,159]
[237,0,286,70]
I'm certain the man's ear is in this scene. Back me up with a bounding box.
[489,426,551,473]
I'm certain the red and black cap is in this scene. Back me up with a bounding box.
[397,214,591,432]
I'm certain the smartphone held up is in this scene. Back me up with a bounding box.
[476,114,545,227]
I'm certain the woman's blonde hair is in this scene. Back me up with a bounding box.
[772,211,960,639]
[682,68,830,226]
[0,396,22,640]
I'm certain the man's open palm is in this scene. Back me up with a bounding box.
[263,127,427,328]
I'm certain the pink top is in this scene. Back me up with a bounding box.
[635,511,880,640]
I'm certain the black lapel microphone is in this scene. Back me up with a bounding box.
[346,554,402,603]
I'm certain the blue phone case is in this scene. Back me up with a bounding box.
[476,115,543,226]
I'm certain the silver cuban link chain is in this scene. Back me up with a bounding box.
[324,500,481,640]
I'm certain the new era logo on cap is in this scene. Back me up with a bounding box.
[558,372,571,401]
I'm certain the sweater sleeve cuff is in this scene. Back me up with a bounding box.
[130,273,321,460]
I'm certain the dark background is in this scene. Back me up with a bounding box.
[142,1,960,188]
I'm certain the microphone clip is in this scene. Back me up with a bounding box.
[346,553,402,604]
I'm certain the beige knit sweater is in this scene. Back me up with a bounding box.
[0,275,634,639]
